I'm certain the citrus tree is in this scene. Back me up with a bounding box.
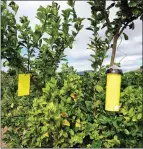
[1,0,84,81]
[1,1,84,147]
[87,0,143,69]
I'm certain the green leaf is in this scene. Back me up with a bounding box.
[67,0,75,7]
[137,113,142,120]
[37,12,43,20]
[124,116,130,121]
[91,140,102,148]
[69,129,74,136]
[108,33,113,42]
[14,4,19,14]
[41,126,48,132]
[132,8,141,16]
[95,85,103,92]
[8,1,19,14]
[3,9,9,16]
[129,1,136,7]
[129,108,134,117]
[67,97,71,103]
[20,16,28,23]
[11,103,14,108]
[34,31,41,41]
[123,33,128,40]
[72,31,77,36]
[37,5,46,12]
[95,100,101,106]
[91,6,101,12]
[129,22,135,30]
[35,24,41,31]
[101,23,107,29]
[124,129,129,135]
[132,116,137,121]
[113,121,118,128]
[69,43,73,49]
[121,108,127,115]
[87,1,94,6]
[39,39,42,47]
[114,135,120,144]
[3,61,9,67]
[43,38,49,43]
[106,3,115,10]
[86,27,93,31]
[96,13,103,20]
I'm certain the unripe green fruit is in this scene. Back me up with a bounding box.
[5,61,9,66]
[122,16,126,20]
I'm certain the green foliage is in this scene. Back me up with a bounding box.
[122,71,142,90]
[1,1,25,71]
[123,33,128,40]
[1,1,142,148]
[2,66,142,148]
[87,0,143,69]
[1,1,84,82]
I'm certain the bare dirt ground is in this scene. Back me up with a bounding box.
[1,127,8,148]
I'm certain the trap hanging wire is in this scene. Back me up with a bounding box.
[117,36,127,64]
[105,36,126,111]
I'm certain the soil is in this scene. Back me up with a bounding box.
[1,127,8,148]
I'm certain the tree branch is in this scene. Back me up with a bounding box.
[118,16,138,36]
[110,26,121,66]
[118,22,129,36]
[104,11,112,28]
[102,1,112,29]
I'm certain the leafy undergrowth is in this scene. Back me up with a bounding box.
[2,64,142,148]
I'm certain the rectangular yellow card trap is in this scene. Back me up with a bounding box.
[18,74,30,96]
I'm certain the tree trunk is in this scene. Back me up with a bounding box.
[110,28,120,66]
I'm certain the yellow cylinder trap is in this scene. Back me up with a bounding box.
[105,65,123,111]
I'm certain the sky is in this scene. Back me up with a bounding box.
[3,1,142,72]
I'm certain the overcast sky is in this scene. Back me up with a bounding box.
[4,1,142,72]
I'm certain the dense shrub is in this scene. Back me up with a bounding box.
[2,65,142,148]
[121,71,142,90]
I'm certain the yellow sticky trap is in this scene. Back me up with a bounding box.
[105,73,121,111]
[18,74,30,96]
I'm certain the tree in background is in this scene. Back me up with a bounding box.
[1,1,84,82]
[87,0,143,70]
